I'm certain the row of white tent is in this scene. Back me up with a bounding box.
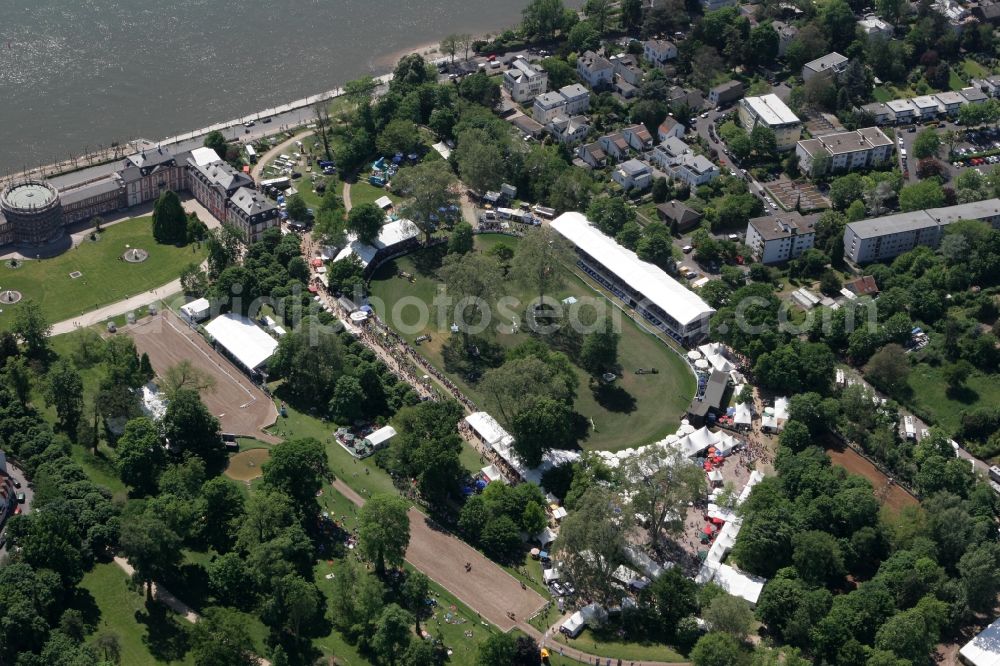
[593,423,741,472]
[464,411,581,488]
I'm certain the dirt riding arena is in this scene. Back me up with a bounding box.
[127,310,279,443]
[826,443,918,515]
[225,448,270,481]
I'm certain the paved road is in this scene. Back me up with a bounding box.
[250,131,312,183]
[0,462,32,559]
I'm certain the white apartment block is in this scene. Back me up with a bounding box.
[738,94,802,151]
[796,127,894,177]
[843,199,1000,264]
[746,213,817,265]
[503,57,548,102]
[643,39,677,66]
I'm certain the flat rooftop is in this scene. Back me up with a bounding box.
[2,182,57,209]
[742,94,800,126]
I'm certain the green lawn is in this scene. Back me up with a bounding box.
[79,563,195,666]
[548,628,687,663]
[0,217,205,330]
[962,57,990,79]
[368,235,695,452]
[872,87,893,103]
[349,180,399,209]
[949,68,966,92]
[906,364,1000,436]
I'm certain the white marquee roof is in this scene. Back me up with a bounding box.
[334,219,419,268]
[204,313,278,370]
[962,617,1000,666]
[550,212,714,327]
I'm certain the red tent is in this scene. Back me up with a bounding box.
[712,517,724,525]
[704,461,713,471]
[311,258,324,267]
[714,456,724,464]
[702,525,714,535]
[308,284,319,293]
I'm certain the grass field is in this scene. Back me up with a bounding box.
[368,234,695,452]
[80,563,195,666]
[0,216,204,329]
[962,57,990,79]
[549,629,687,663]
[349,180,399,209]
[906,364,1000,435]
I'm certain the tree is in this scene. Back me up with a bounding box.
[262,438,329,519]
[792,530,845,585]
[587,197,634,236]
[161,388,224,472]
[943,359,973,392]
[478,633,517,666]
[912,128,941,159]
[549,168,593,212]
[865,344,910,394]
[511,226,573,307]
[376,119,422,157]
[621,0,642,30]
[401,571,431,632]
[704,595,755,639]
[522,0,567,39]
[624,446,704,551]
[313,101,332,159]
[203,131,227,160]
[285,194,308,222]
[568,20,601,52]
[120,505,182,598]
[11,300,50,359]
[556,486,629,605]
[261,574,321,639]
[899,179,945,212]
[440,34,459,62]
[456,133,505,194]
[959,542,1000,612]
[371,604,414,665]
[190,607,258,666]
[161,359,216,399]
[448,221,474,255]
[459,72,501,108]
[691,632,745,666]
[392,161,459,242]
[357,494,411,574]
[510,396,574,467]
[438,252,503,337]
[115,417,167,494]
[347,203,384,244]
[829,173,865,211]
[579,322,619,377]
[329,375,365,423]
[44,358,83,433]
[152,190,188,244]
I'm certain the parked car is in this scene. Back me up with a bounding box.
[16,492,25,504]
[12,479,20,489]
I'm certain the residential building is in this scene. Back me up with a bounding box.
[576,50,615,88]
[861,102,894,124]
[577,142,608,169]
[622,124,654,151]
[911,94,941,119]
[772,21,799,57]
[610,54,644,86]
[548,115,591,144]
[746,212,818,264]
[667,86,705,110]
[857,15,893,37]
[973,1,1000,22]
[844,275,880,296]
[643,39,677,65]
[550,212,715,344]
[802,52,849,82]
[613,159,653,191]
[60,177,126,224]
[666,153,721,188]
[559,84,591,115]
[533,91,568,123]
[738,94,802,150]
[657,117,685,142]
[931,90,964,115]
[961,86,989,105]
[598,132,630,162]
[886,98,917,123]
[657,200,703,232]
[650,136,691,168]
[613,76,639,100]
[843,198,1000,263]
[503,57,548,102]
[186,155,253,222]
[709,80,745,107]
[227,187,279,243]
[795,127,894,177]
[971,75,1000,97]
[701,0,737,11]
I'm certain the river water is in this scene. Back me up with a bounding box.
[0,0,534,173]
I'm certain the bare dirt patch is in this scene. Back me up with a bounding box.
[225,448,270,481]
[825,442,918,515]
[127,310,279,443]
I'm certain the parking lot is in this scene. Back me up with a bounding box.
[950,125,1000,172]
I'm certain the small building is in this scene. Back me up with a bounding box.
[860,102,894,124]
[739,94,802,150]
[509,114,545,139]
[622,124,654,151]
[643,39,678,66]
[609,54,644,86]
[577,142,608,169]
[503,57,548,102]
[886,98,917,124]
[857,15,894,37]
[666,153,721,188]
[204,313,279,376]
[559,83,591,115]
[959,616,1000,666]
[576,50,615,88]
[532,91,568,123]
[844,275,880,297]
[657,200,702,232]
[701,0,737,11]
[650,136,691,169]
[547,115,591,144]
[613,159,653,191]
[613,75,639,100]
[657,117,685,142]
[687,368,730,427]
[772,21,799,56]
[709,80,745,107]
[598,132,630,162]
[180,297,212,322]
[961,86,989,105]
[911,94,940,120]
[746,212,818,264]
[802,52,849,82]
[363,425,397,451]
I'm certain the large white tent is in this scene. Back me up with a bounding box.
[180,297,211,322]
[334,219,419,269]
[204,313,278,371]
[464,412,581,487]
